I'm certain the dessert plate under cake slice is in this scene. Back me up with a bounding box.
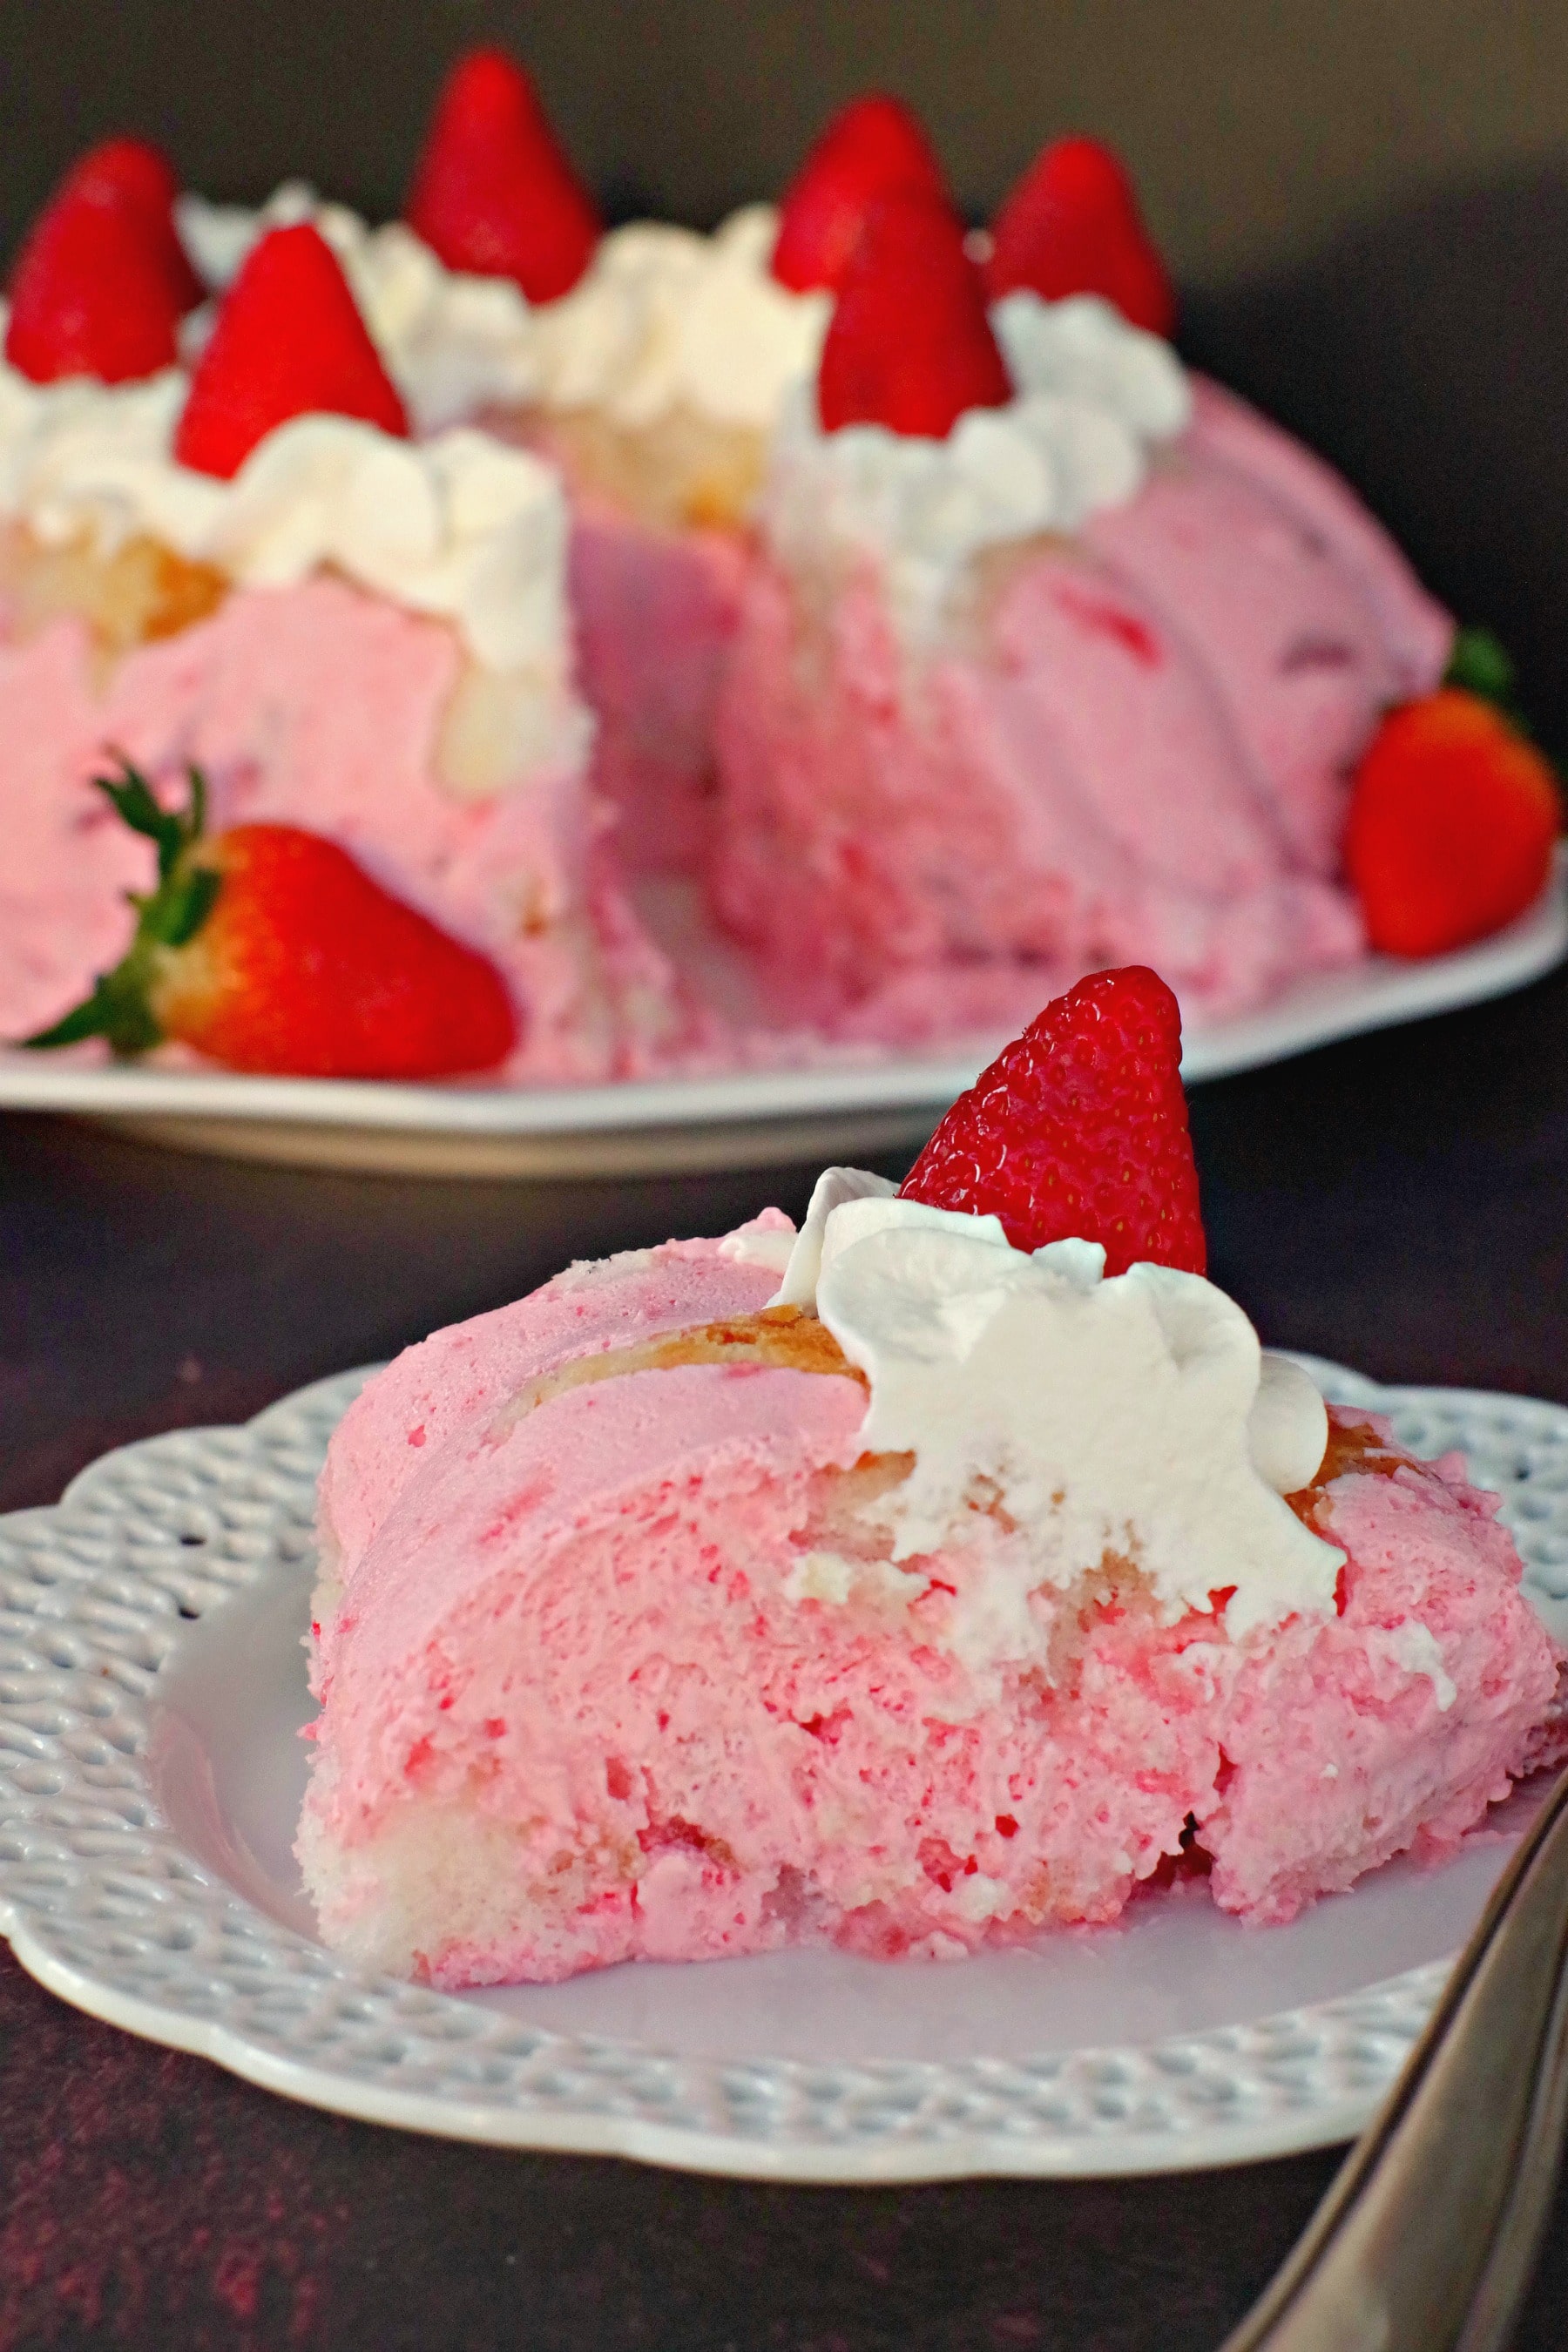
[0,858,1561,1177]
[1,1353,1565,2179]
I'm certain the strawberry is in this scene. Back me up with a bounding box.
[899,965,1206,1275]
[817,192,1011,439]
[983,136,1175,338]
[404,46,600,303]
[21,760,518,1078]
[173,223,408,480]
[1344,687,1560,958]
[772,92,950,294]
[4,189,181,385]
[61,135,206,311]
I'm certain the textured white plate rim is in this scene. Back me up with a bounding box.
[3,1352,1568,2183]
[0,863,1562,1139]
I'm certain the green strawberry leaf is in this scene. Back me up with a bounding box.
[16,759,217,1059]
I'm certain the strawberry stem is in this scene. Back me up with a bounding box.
[17,758,220,1058]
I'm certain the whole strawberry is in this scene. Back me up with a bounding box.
[817,192,1011,439]
[22,761,518,1079]
[60,135,206,312]
[173,223,409,479]
[4,188,181,385]
[1345,685,1560,957]
[772,93,950,294]
[900,965,1205,1274]
[984,136,1174,338]
[405,47,600,302]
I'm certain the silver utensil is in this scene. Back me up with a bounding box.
[1220,1766,1568,2350]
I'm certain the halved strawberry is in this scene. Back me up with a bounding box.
[21,760,518,1078]
[173,223,408,480]
[1345,687,1560,958]
[4,189,181,384]
[405,46,600,303]
[817,191,1011,439]
[900,965,1206,1274]
[772,92,950,294]
[984,136,1174,337]
[61,136,205,311]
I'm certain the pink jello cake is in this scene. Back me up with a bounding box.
[0,157,693,1081]
[297,969,1563,1985]
[712,180,1456,1039]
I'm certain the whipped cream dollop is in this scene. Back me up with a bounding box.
[764,293,1192,638]
[177,184,540,436]
[526,207,831,434]
[726,1167,1338,1642]
[0,348,577,707]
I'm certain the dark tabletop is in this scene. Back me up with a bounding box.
[3,963,1568,2352]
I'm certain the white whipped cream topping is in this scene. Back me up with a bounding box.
[527,206,831,434]
[749,1170,1339,1643]
[765,292,1192,638]
[177,183,539,437]
[0,349,578,708]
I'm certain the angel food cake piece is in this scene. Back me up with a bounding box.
[0,177,693,1079]
[711,186,1457,1037]
[297,970,1563,1984]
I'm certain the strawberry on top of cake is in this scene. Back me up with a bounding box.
[298,968,1562,1986]
[0,153,696,1080]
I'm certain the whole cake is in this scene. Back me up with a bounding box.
[4,71,1558,1082]
[298,970,1563,1984]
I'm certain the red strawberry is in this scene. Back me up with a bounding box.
[4,189,181,385]
[817,192,1011,439]
[900,966,1206,1275]
[772,93,950,294]
[61,135,205,311]
[173,223,408,480]
[984,136,1175,338]
[404,46,600,303]
[20,760,518,1079]
[1345,687,1560,958]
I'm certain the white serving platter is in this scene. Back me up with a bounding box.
[0,868,1562,1176]
[3,1355,1567,2181]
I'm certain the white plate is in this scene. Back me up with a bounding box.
[1,868,1562,1177]
[4,1360,1568,2181]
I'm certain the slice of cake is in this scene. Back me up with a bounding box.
[710,180,1458,1040]
[298,969,1562,1984]
[0,177,695,1079]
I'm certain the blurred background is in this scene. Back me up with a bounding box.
[3,0,1565,747]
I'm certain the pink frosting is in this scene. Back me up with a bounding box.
[708,383,1453,1037]
[0,575,695,1078]
[300,1246,1563,1987]
[319,1234,780,1604]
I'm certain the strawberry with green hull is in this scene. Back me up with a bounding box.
[23,762,519,1080]
[1345,631,1561,959]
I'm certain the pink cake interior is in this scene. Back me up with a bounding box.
[299,1233,1560,1987]
[566,497,749,876]
[709,380,1455,1037]
[0,575,696,1080]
